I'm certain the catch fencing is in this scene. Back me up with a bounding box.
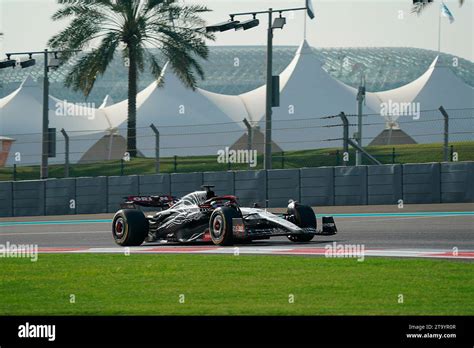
[0,107,472,181]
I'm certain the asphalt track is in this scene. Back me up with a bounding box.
[0,203,473,259]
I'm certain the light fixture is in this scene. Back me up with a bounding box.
[234,17,260,31]
[20,55,36,68]
[0,59,16,69]
[306,0,315,19]
[272,16,286,30]
[48,52,61,69]
[206,19,241,33]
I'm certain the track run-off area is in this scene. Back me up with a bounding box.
[0,203,473,260]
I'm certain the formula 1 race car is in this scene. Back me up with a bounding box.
[112,186,337,246]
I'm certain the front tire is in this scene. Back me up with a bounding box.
[287,203,316,243]
[209,207,241,246]
[112,209,149,246]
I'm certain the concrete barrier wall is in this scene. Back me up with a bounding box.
[368,165,402,205]
[267,169,299,207]
[203,171,234,196]
[45,178,76,216]
[300,167,334,206]
[0,182,13,217]
[171,173,203,198]
[234,170,267,207]
[0,162,472,217]
[335,166,368,206]
[13,180,45,216]
[440,162,474,203]
[139,174,171,196]
[403,163,441,204]
[107,175,139,213]
[75,177,107,214]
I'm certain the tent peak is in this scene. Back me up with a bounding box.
[296,39,313,56]
[429,55,441,69]
[20,75,38,88]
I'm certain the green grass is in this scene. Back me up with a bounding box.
[1,141,473,181]
[0,254,472,315]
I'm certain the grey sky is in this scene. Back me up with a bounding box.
[0,0,472,61]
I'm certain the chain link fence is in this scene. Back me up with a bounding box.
[0,107,472,181]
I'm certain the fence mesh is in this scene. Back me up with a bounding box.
[0,108,472,181]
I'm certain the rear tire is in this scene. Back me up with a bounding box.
[209,207,241,246]
[112,209,149,246]
[287,203,316,243]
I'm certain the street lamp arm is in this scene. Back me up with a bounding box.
[229,7,307,17]
[5,49,81,56]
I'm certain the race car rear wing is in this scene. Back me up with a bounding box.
[120,195,178,210]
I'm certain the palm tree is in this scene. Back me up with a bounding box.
[412,0,464,14]
[48,0,214,157]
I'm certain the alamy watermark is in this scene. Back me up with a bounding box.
[380,100,421,120]
[217,147,258,168]
[325,242,365,262]
[18,322,55,342]
[55,100,96,120]
[0,242,38,262]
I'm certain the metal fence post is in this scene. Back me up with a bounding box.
[439,106,449,162]
[281,151,285,169]
[339,112,349,166]
[392,147,396,164]
[120,159,124,176]
[243,118,253,169]
[356,84,366,166]
[60,128,70,177]
[174,155,177,172]
[150,123,160,173]
[13,164,17,181]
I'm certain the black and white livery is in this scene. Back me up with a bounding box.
[112,186,337,246]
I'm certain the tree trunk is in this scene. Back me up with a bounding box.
[127,45,138,158]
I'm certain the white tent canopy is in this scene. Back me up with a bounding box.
[0,76,111,165]
[235,40,380,150]
[366,56,474,143]
[106,64,244,157]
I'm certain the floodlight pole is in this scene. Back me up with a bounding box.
[5,49,80,179]
[228,6,308,171]
[42,49,49,179]
[264,8,274,170]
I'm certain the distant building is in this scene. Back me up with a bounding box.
[0,136,15,167]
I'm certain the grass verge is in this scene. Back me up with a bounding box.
[0,254,472,315]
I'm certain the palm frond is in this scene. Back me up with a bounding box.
[412,0,464,14]
[64,32,120,96]
[50,0,213,155]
